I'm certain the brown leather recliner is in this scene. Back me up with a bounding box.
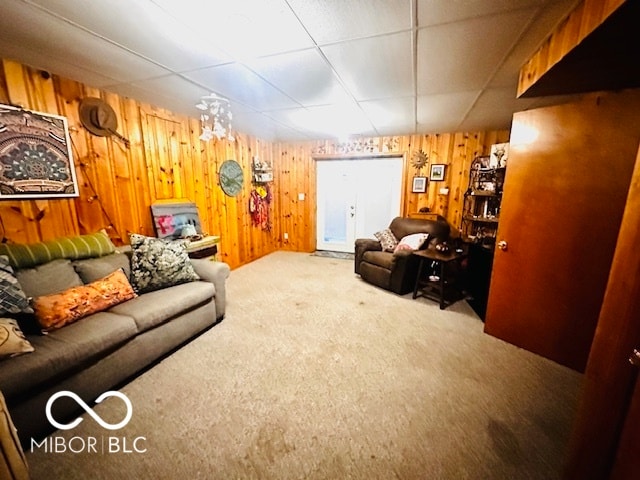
[354,216,451,294]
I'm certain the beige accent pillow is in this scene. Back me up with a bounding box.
[0,318,34,360]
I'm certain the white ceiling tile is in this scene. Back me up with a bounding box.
[417,91,480,132]
[457,87,519,131]
[417,0,547,26]
[183,63,301,111]
[111,75,211,117]
[268,104,376,139]
[152,0,314,59]
[21,0,231,71]
[416,8,537,95]
[245,49,353,106]
[0,42,118,88]
[287,0,411,44]
[0,0,169,83]
[323,32,414,101]
[0,0,585,141]
[359,98,416,136]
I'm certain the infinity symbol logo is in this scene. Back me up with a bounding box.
[46,391,133,431]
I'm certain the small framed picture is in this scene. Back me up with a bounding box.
[430,164,446,181]
[412,176,427,193]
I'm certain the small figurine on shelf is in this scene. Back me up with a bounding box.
[435,242,450,253]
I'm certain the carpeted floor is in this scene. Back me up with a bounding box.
[25,251,583,479]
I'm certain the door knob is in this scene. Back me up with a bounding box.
[629,349,640,368]
[497,240,508,251]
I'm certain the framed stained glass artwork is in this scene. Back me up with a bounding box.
[0,104,78,199]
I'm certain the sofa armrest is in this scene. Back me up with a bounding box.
[190,259,231,320]
[354,238,382,274]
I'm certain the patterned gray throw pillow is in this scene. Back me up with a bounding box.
[0,255,34,315]
[129,234,200,294]
[373,229,399,252]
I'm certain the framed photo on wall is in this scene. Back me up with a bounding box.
[412,176,427,193]
[430,164,446,181]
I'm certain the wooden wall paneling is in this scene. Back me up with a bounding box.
[118,99,152,239]
[277,144,294,251]
[288,144,308,252]
[33,66,78,240]
[272,143,288,249]
[80,87,124,240]
[183,117,209,234]
[110,96,150,241]
[517,0,627,97]
[0,57,514,270]
[56,78,111,238]
[2,61,78,241]
[565,141,640,480]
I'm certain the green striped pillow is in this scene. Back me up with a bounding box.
[0,231,116,269]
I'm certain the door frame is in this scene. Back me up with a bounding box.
[312,152,408,252]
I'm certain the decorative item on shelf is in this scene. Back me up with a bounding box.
[219,159,244,197]
[195,93,234,142]
[461,146,508,247]
[430,164,446,181]
[252,156,273,183]
[435,242,450,253]
[412,176,427,193]
[490,142,509,168]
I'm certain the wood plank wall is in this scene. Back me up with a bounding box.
[517,0,626,97]
[0,58,508,269]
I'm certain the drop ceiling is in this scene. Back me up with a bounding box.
[0,0,580,142]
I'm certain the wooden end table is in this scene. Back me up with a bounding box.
[412,248,468,309]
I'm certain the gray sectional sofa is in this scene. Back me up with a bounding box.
[0,235,230,447]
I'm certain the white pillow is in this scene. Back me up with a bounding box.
[394,233,429,252]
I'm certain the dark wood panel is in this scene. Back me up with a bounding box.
[520,0,640,98]
[565,145,640,478]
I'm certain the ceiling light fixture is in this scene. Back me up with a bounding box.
[195,93,235,142]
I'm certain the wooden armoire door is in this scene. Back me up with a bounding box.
[484,90,640,372]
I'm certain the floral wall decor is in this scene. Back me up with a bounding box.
[0,104,78,199]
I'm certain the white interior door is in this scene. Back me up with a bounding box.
[316,156,403,253]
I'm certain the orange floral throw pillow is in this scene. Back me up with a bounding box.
[32,269,136,331]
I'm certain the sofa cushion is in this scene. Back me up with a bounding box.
[373,228,399,252]
[0,318,34,360]
[73,252,131,283]
[362,251,395,270]
[32,269,137,331]
[0,311,137,399]
[109,280,215,333]
[15,259,83,298]
[394,233,429,252]
[0,231,116,269]
[129,233,200,294]
[0,255,33,315]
